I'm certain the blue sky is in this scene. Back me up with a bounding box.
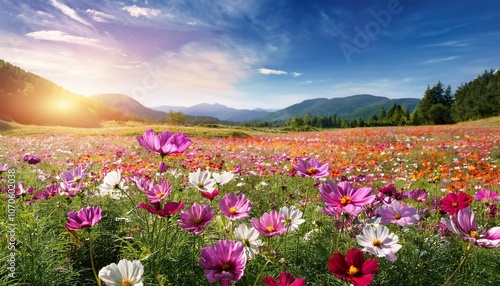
[1,0,499,109]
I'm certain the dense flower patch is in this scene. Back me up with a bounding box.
[0,125,499,285]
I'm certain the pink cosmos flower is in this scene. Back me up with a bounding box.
[376,200,419,227]
[262,272,306,286]
[65,206,102,231]
[145,179,172,204]
[251,210,286,237]
[440,192,472,215]
[328,247,379,286]
[136,129,192,157]
[441,208,500,248]
[0,163,9,173]
[60,165,87,184]
[293,158,329,178]
[138,201,185,218]
[407,189,428,203]
[218,193,253,221]
[320,181,375,216]
[178,203,215,235]
[199,240,247,285]
[474,188,500,203]
[201,189,220,201]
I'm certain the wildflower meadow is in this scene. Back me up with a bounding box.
[1,124,500,285]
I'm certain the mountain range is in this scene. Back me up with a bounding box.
[0,59,420,127]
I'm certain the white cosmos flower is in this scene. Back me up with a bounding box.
[234,224,262,260]
[98,259,144,286]
[212,171,234,185]
[98,170,128,198]
[188,168,216,192]
[356,224,402,261]
[279,206,305,232]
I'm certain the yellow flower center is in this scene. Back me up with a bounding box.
[394,213,401,219]
[306,167,316,175]
[198,182,205,188]
[221,263,230,271]
[229,207,238,214]
[347,265,359,276]
[285,217,292,224]
[451,202,458,207]
[340,195,352,206]
[243,239,250,247]
[372,239,383,247]
[121,278,133,286]
[156,192,165,198]
[267,226,275,233]
[193,217,202,224]
[470,230,479,239]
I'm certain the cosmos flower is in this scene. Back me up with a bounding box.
[145,179,172,204]
[199,240,247,285]
[279,206,305,232]
[440,192,472,215]
[406,189,428,203]
[98,170,128,198]
[441,208,500,248]
[328,248,379,286]
[218,193,253,221]
[98,259,144,286]
[23,154,41,164]
[474,188,500,203]
[136,129,192,157]
[320,180,375,216]
[200,189,220,200]
[0,163,9,173]
[65,206,102,231]
[293,158,329,178]
[212,171,235,186]
[178,203,215,235]
[189,168,216,193]
[376,200,419,227]
[233,224,262,260]
[138,201,185,218]
[262,272,306,286]
[252,210,287,237]
[356,224,402,261]
[60,165,87,184]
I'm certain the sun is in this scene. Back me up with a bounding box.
[54,100,72,110]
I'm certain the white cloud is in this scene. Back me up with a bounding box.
[49,0,92,27]
[86,9,116,23]
[423,56,460,64]
[291,72,302,77]
[122,5,160,19]
[258,68,288,75]
[26,30,100,47]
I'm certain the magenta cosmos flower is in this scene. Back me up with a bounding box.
[293,158,329,178]
[199,240,247,285]
[441,208,500,248]
[328,247,379,286]
[320,181,375,216]
[136,129,192,157]
[440,191,472,215]
[138,201,185,218]
[474,188,500,203]
[251,210,286,237]
[23,154,41,164]
[178,203,215,235]
[65,206,102,231]
[218,193,253,221]
[262,272,306,286]
[145,179,172,204]
[60,165,87,184]
[376,200,419,227]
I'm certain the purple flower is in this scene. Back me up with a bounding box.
[159,162,168,174]
[138,201,185,218]
[251,210,287,237]
[218,193,253,221]
[0,163,8,173]
[136,129,192,157]
[23,154,41,164]
[320,181,375,216]
[60,165,87,184]
[178,203,215,235]
[407,189,428,203]
[293,158,329,178]
[65,206,102,231]
[474,188,500,203]
[199,240,247,285]
[131,176,154,192]
[145,179,172,204]
[441,208,500,248]
[376,200,419,227]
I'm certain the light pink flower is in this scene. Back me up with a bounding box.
[320,181,375,216]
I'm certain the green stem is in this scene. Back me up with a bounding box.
[89,236,102,286]
[253,260,270,286]
[441,243,472,286]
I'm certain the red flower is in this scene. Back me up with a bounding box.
[138,201,185,218]
[263,272,306,286]
[440,192,472,215]
[328,248,379,286]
